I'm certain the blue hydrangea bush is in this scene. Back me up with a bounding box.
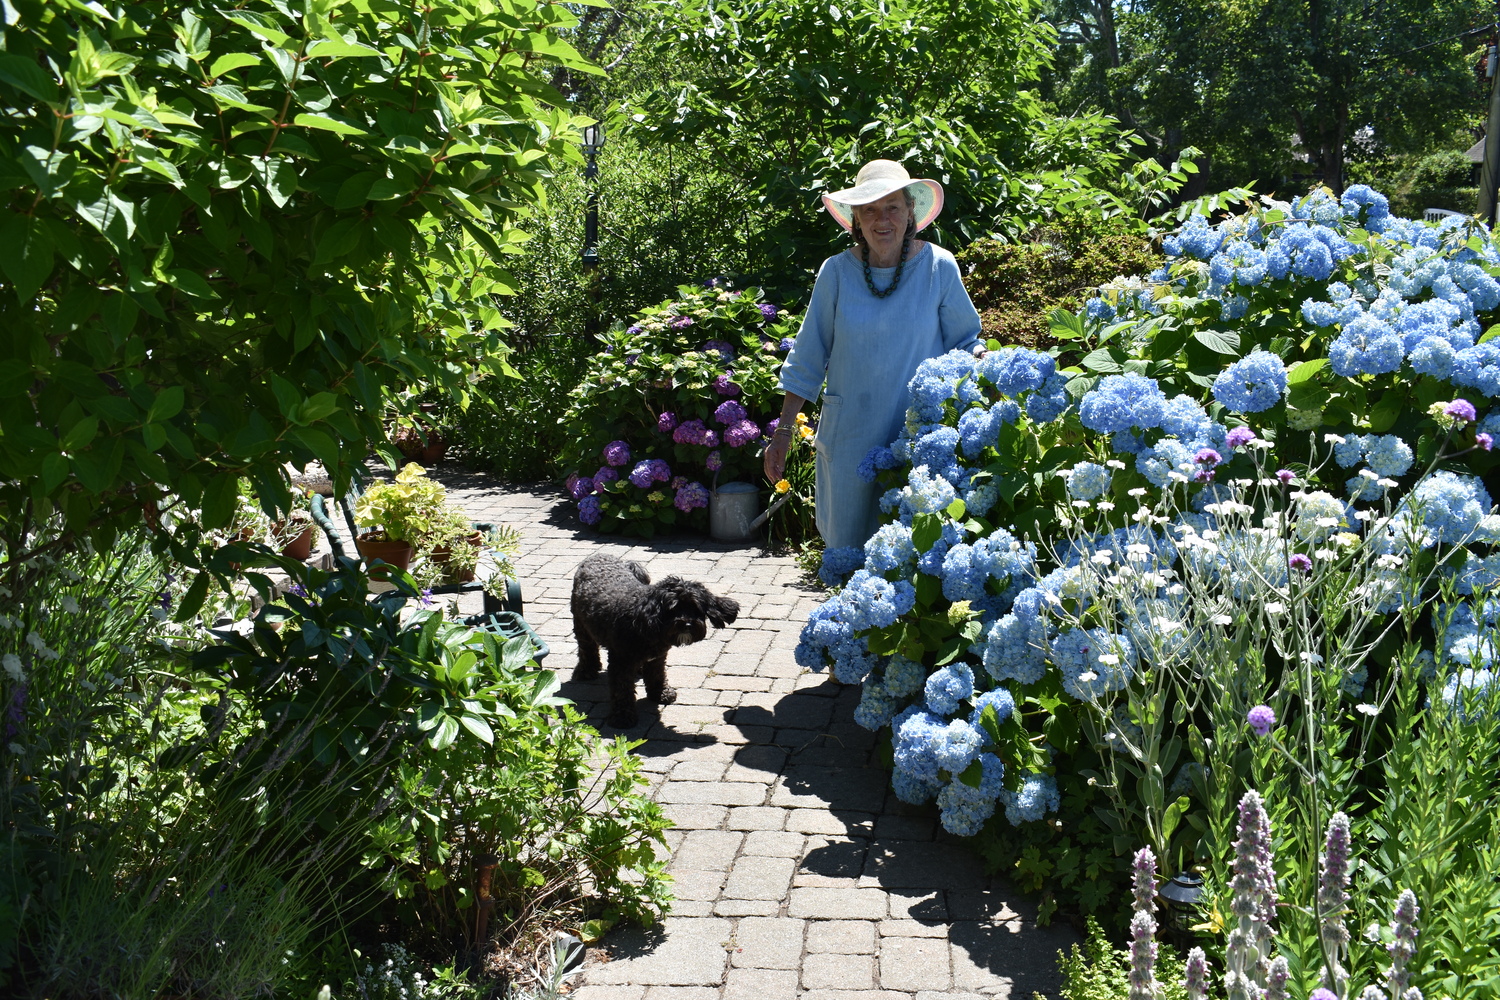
[796,189,1500,924]
[559,283,813,537]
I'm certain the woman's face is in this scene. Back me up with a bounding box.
[854,190,912,258]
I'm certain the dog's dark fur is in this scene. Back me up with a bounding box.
[571,553,740,728]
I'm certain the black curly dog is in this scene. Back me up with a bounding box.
[570,553,740,728]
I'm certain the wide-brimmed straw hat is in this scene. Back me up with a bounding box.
[822,159,944,234]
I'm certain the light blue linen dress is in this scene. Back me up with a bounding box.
[778,242,983,549]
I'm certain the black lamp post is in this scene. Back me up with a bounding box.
[1158,870,1205,946]
[581,122,605,273]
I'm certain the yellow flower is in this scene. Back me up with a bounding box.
[795,412,808,424]
[775,479,791,494]
[799,425,814,439]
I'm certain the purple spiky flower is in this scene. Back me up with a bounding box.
[1388,889,1420,998]
[1318,812,1352,995]
[1183,948,1208,1000]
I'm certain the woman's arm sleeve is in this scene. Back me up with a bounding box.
[777,258,838,402]
[938,255,983,354]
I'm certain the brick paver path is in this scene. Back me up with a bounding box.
[438,471,1078,1000]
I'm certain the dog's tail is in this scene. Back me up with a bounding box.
[625,560,651,585]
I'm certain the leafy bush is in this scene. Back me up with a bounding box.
[558,283,814,537]
[0,0,594,584]
[789,188,1500,982]
[444,336,595,483]
[195,559,672,951]
[1047,918,1189,1000]
[957,218,1162,351]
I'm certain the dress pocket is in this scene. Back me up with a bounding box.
[814,394,842,457]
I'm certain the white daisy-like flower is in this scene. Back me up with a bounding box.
[1106,459,1127,470]
[1211,613,1233,625]
[1265,602,1286,614]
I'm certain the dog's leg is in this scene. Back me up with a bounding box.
[572,622,602,682]
[643,653,677,707]
[604,648,641,729]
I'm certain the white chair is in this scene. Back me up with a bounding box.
[1424,207,1465,222]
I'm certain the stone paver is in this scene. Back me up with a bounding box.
[435,475,1078,999]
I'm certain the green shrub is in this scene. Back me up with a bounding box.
[196,558,673,953]
[956,217,1162,352]
[0,0,597,583]
[1044,918,1189,1000]
[444,336,595,483]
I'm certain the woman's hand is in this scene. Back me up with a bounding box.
[763,427,794,482]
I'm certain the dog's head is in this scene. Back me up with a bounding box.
[653,578,740,646]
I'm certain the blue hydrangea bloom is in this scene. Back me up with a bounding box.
[1212,351,1287,413]
[1409,336,1458,380]
[1451,342,1500,398]
[957,406,1004,457]
[969,687,1016,727]
[1330,315,1404,377]
[979,612,1047,685]
[818,545,865,586]
[1408,471,1493,545]
[1050,628,1136,701]
[1066,462,1112,501]
[1078,374,1168,433]
[854,681,902,730]
[882,655,927,697]
[865,522,917,575]
[1365,435,1414,478]
[936,753,1006,835]
[934,718,984,772]
[1025,373,1072,423]
[1002,772,1060,825]
[978,348,1056,397]
[925,663,975,716]
[1085,296,1115,321]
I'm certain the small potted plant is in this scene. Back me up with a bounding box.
[353,463,449,577]
[426,506,484,584]
[273,508,321,561]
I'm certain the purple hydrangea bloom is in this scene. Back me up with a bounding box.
[628,461,656,489]
[713,373,741,397]
[1247,704,1276,736]
[1480,433,1495,451]
[779,337,795,351]
[578,496,602,525]
[705,450,723,472]
[657,411,678,433]
[1225,426,1257,449]
[648,458,671,482]
[593,466,619,486]
[671,315,695,329]
[759,303,779,320]
[1446,398,1478,422]
[714,399,748,425]
[603,440,631,467]
[626,325,642,335]
[567,475,594,500]
[674,420,710,445]
[724,419,762,448]
[700,339,735,358]
[674,481,710,511]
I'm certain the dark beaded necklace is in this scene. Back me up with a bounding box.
[856,218,915,298]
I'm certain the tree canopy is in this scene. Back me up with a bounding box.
[0,0,595,592]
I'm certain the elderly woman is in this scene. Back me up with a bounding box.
[764,159,984,551]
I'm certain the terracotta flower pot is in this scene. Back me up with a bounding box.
[356,534,414,580]
[430,530,483,583]
[279,525,315,561]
